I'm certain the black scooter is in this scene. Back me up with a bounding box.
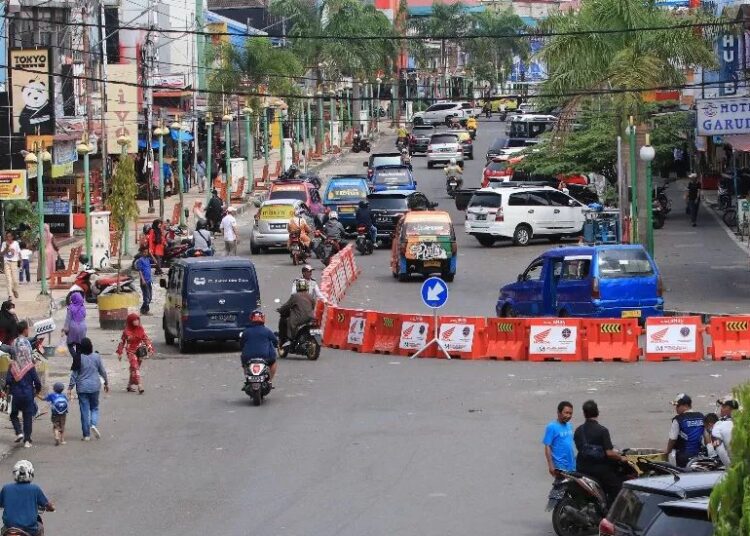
[352,136,370,153]
[277,322,322,361]
[355,225,375,255]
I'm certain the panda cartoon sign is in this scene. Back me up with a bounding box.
[10,49,54,135]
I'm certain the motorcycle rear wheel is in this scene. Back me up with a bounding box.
[552,496,597,536]
[252,388,263,406]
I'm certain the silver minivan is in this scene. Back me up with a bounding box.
[427,132,464,168]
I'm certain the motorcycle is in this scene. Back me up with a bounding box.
[277,321,322,361]
[289,231,308,265]
[68,266,136,304]
[446,174,463,197]
[242,359,272,406]
[396,138,408,152]
[652,201,665,230]
[352,136,371,153]
[468,127,477,140]
[355,225,374,255]
[655,185,671,214]
[320,233,344,266]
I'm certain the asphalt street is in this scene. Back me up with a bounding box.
[4,119,750,536]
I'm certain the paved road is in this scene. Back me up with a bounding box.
[4,118,750,536]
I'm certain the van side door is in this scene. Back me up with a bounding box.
[555,256,593,316]
[513,258,546,316]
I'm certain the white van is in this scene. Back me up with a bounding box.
[464,186,585,247]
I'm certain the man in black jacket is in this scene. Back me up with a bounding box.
[355,201,377,244]
[205,189,223,233]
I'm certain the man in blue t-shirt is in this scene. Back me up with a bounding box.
[543,401,576,476]
[134,246,153,315]
[0,460,54,535]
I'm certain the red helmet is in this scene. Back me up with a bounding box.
[250,310,265,324]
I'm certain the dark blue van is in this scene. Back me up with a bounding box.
[160,257,261,352]
[496,245,663,320]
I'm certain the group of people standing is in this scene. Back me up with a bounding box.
[543,393,738,507]
[0,225,59,302]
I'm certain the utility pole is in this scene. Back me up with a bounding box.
[98,0,109,195]
[144,26,155,213]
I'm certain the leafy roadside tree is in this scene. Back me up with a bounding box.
[108,155,139,271]
[710,382,750,536]
[409,1,469,76]
[463,8,528,88]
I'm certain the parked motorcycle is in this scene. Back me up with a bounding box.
[289,231,308,265]
[352,136,371,153]
[277,321,322,361]
[655,185,671,214]
[652,202,665,230]
[68,263,136,304]
[355,225,374,255]
[242,358,272,406]
[446,175,463,197]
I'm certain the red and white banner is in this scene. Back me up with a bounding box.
[529,325,578,355]
[399,321,429,350]
[646,322,697,354]
[439,323,475,353]
[347,316,366,345]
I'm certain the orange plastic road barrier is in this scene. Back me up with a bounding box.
[397,314,436,358]
[322,307,373,352]
[371,313,403,354]
[485,318,528,361]
[582,318,641,362]
[436,316,488,359]
[527,319,584,362]
[707,316,750,360]
[644,316,704,362]
[342,246,359,282]
[313,300,326,324]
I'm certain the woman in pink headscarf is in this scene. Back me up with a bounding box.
[37,224,58,281]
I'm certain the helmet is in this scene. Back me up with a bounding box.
[196,218,207,230]
[329,211,339,220]
[78,254,90,266]
[401,148,408,154]
[301,264,314,274]
[13,460,34,483]
[249,310,265,324]
[449,158,456,165]
[296,279,310,292]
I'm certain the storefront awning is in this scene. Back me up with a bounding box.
[725,134,750,152]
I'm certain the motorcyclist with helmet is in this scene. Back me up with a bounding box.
[355,201,377,245]
[0,460,54,536]
[287,207,312,252]
[444,158,463,190]
[277,279,315,349]
[324,211,347,249]
[396,125,408,149]
[240,311,278,384]
[400,148,412,169]
[192,219,213,255]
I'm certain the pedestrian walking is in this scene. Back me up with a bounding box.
[116,313,154,394]
[685,173,701,227]
[196,155,207,193]
[206,189,223,233]
[543,401,576,476]
[68,337,109,441]
[38,224,58,282]
[134,246,153,315]
[147,219,165,275]
[220,206,238,255]
[5,321,41,448]
[62,292,87,371]
[1,231,21,300]
[18,242,31,284]
[44,382,68,446]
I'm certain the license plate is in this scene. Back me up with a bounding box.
[209,313,236,323]
[475,214,487,221]
[270,224,286,230]
[621,310,642,318]
[248,376,264,383]
[377,216,390,224]
[440,148,451,152]
[424,261,441,268]
[449,181,457,186]
[340,207,355,214]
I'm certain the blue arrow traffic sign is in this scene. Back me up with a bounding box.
[421,276,449,309]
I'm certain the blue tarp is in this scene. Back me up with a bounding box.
[138,139,163,149]
[170,129,194,142]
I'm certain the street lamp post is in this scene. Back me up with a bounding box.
[375,77,382,132]
[640,134,656,257]
[171,117,186,226]
[243,107,254,195]
[154,120,169,219]
[262,103,270,165]
[328,89,336,151]
[274,101,285,173]
[25,144,52,295]
[390,77,396,124]
[223,110,233,208]
[205,113,214,206]
[316,90,324,152]
[116,135,132,255]
[77,134,93,261]
[627,117,638,243]
[306,91,312,163]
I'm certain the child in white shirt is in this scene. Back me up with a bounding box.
[19,242,32,283]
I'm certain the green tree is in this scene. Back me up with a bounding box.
[108,156,139,271]
[464,8,528,87]
[710,382,750,536]
[409,1,469,75]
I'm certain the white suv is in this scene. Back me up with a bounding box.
[464,186,585,246]
[413,101,474,126]
[427,132,464,168]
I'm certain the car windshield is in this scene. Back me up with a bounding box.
[643,513,712,536]
[326,183,368,201]
[487,161,509,172]
[431,134,459,144]
[269,189,307,202]
[608,489,668,532]
[469,193,502,208]
[598,249,654,279]
[405,221,452,236]
[374,169,411,185]
[259,204,295,220]
[369,196,408,210]
[187,269,254,293]
[371,156,402,167]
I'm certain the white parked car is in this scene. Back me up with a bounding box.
[413,101,476,126]
[426,132,464,168]
[464,186,585,247]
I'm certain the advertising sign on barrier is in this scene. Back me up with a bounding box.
[529,324,578,355]
[347,316,366,345]
[399,321,429,350]
[438,323,474,353]
[646,323,696,354]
